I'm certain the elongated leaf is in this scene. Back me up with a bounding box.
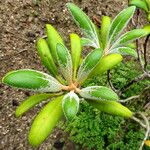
[62,91,79,121]
[36,38,58,77]
[143,25,150,33]
[16,93,62,117]
[70,33,82,79]
[87,99,133,118]
[28,95,64,147]
[109,6,136,44]
[67,3,100,48]
[113,29,149,47]
[81,38,95,47]
[145,0,150,10]
[2,69,63,92]
[110,47,137,57]
[77,49,103,84]
[129,0,149,12]
[89,54,123,77]
[148,13,150,22]
[100,16,111,49]
[46,24,64,62]
[56,43,73,84]
[79,86,118,101]
[125,43,136,49]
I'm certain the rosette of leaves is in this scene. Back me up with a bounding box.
[2,24,133,147]
[67,3,150,57]
[129,0,150,22]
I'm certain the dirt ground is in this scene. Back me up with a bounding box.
[0,0,148,150]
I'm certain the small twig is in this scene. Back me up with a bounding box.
[143,35,150,71]
[132,116,146,129]
[139,112,150,150]
[119,95,140,103]
[107,70,118,92]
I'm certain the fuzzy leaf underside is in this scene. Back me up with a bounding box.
[62,91,79,121]
[70,33,82,79]
[79,86,119,101]
[2,69,63,92]
[108,6,136,44]
[67,3,100,48]
[110,47,137,57]
[16,93,62,117]
[36,38,58,76]
[46,24,64,62]
[77,49,103,83]
[56,43,73,84]
[28,95,64,147]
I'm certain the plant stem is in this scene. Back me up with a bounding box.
[107,70,117,92]
[119,95,140,103]
[139,112,150,150]
[143,35,150,71]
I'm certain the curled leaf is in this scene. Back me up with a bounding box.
[46,24,64,62]
[89,54,123,77]
[70,33,82,79]
[100,16,111,49]
[79,86,118,101]
[77,49,102,84]
[67,3,100,48]
[16,93,62,117]
[129,0,149,12]
[110,47,137,57]
[28,95,64,147]
[56,43,73,84]
[87,99,133,118]
[36,38,58,76]
[2,69,63,92]
[62,91,80,121]
[108,6,136,44]
[113,29,149,47]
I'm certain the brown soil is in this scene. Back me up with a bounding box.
[0,0,148,150]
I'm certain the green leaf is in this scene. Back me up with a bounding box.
[110,47,137,57]
[67,3,100,48]
[100,16,111,49]
[77,49,103,84]
[109,6,136,44]
[148,13,150,22]
[145,0,150,10]
[81,38,95,47]
[36,38,58,77]
[143,25,150,34]
[129,0,149,12]
[79,86,118,101]
[62,91,79,121]
[16,93,62,117]
[2,69,63,92]
[86,99,133,118]
[114,29,149,46]
[56,43,73,84]
[125,43,136,49]
[28,95,64,147]
[70,33,82,79]
[46,24,64,62]
[89,54,123,77]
